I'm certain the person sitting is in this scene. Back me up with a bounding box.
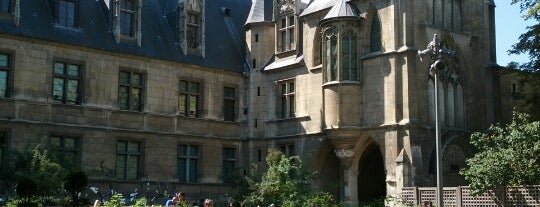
[177,192,188,207]
[204,199,214,207]
[165,196,178,207]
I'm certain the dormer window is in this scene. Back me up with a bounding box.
[0,0,11,13]
[177,0,204,54]
[277,15,295,52]
[112,0,141,45]
[56,0,78,28]
[120,0,136,36]
[186,12,201,49]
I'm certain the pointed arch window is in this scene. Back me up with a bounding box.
[341,30,357,81]
[370,14,382,52]
[323,28,338,82]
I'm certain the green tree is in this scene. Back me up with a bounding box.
[460,112,540,195]
[507,0,540,120]
[242,150,339,207]
[15,145,66,197]
[509,0,540,72]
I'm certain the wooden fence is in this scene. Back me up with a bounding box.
[401,186,540,206]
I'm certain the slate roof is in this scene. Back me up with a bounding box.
[0,0,251,73]
[245,0,273,24]
[321,0,360,22]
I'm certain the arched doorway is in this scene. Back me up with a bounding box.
[357,144,386,202]
[319,148,341,200]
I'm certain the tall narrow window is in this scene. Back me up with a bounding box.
[277,15,295,52]
[56,0,77,28]
[53,61,82,104]
[323,29,337,82]
[223,87,236,121]
[0,131,7,170]
[341,31,358,81]
[370,14,382,52]
[49,135,79,169]
[116,140,142,180]
[278,80,295,119]
[186,13,201,49]
[0,0,11,13]
[178,144,199,183]
[179,80,201,117]
[0,53,11,98]
[118,71,144,111]
[120,0,136,36]
[222,147,236,183]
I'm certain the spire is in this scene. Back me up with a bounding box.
[320,0,360,23]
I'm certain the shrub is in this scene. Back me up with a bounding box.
[104,193,125,207]
[64,170,89,207]
[133,197,147,207]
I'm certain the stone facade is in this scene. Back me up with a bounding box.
[0,0,512,205]
[245,0,500,205]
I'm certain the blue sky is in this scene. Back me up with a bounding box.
[496,0,535,66]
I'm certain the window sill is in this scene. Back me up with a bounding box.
[322,80,361,87]
[275,49,296,58]
[309,64,322,72]
[266,115,310,123]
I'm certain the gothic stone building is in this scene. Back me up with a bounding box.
[0,0,503,205]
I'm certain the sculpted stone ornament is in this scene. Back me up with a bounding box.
[277,0,294,14]
[418,34,456,76]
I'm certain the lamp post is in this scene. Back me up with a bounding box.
[418,34,455,207]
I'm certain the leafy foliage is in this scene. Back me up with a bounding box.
[242,150,339,207]
[104,193,125,207]
[16,146,66,197]
[133,197,147,207]
[509,0,540,72]
[460,112,540,195]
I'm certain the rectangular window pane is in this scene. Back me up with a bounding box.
[132,87,141,111]
[118,86,129,110]
[53,78,65,101]
[189,146,198,156]
[64,151,77,168]
[128,142,140,153]
[120,13,134,36]
[289,96,295,117]
[189,95,198,116]
[66,1,75,27]
[117,141,127,152]
[179,80,188,92]
[133,73,142,86]
[50,136,61,147]
[188,159,197,182]
[54,62,65,75]
[0,54,8,67]
[127,155,139,180]
[116,155,126,180]
[67,64,79,76]
[178,145,187,156]
[119,72,130,85]
[64,137,76,149]
[178,158,186,182]
[190,82,199,93]
[66,80,79,103]
[179,94,187,115]
[0,71,7,97]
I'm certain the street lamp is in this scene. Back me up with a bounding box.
[418,34,455,207]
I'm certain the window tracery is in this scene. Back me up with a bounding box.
[321,26,359,83]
